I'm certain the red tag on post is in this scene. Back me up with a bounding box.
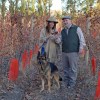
[91,57,96,76]
[94,71,100,100]
[29,50,33,63]
[8,58,19,81]
[22,50,28,69]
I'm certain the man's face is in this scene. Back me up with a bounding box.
[62,19,72,27]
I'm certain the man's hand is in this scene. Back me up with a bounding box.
[79,49,85,57]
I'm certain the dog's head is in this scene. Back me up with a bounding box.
[37,51,47,65]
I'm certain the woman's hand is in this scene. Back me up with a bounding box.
[49,34,61,44]
[49,34,56,40]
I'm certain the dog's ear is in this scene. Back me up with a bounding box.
[37,51,40,60]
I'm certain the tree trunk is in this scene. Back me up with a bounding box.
[86,17,91,34]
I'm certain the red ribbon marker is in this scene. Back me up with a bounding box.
[22,50,28,69]
[8,58,19,81]
[91,57,96,76]
[94,71,100,100]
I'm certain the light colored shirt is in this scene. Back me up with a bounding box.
[77,27,86,50]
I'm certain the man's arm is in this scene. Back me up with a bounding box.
[77,27,86,52]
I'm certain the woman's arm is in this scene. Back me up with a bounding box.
[54,35,61,44]
[39,28,47,43]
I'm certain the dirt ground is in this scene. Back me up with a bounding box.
[0,53,99,100]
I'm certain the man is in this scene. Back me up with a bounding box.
[61,16,86,88]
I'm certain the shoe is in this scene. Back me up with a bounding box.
[67,84,71,89]
[67,84,75,89]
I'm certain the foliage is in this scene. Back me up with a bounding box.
[61,0,98,16]
[0,0,52,18]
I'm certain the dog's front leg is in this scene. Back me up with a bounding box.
[40,78,45,92]
[47,71,51,92]
[54,74,60,89]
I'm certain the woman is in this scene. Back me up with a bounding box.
[39,16,61,64]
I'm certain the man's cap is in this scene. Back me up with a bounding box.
[62,16,72,20]
[47,16,58,23]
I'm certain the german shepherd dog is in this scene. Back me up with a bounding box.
[37,50,62,92]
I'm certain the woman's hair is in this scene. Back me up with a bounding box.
[46,22,56,33]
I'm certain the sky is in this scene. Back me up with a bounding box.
[51,0,62,11]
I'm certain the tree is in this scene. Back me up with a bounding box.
[8,0,15,15]
[61,0,97,16]
[61,0,77,16]
[0,0,7,19]
[15,0,19,11]
[0,0,7,32]
[35,0,52,16]
[78,0,95,13]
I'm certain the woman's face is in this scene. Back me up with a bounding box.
[49,22,55,28]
